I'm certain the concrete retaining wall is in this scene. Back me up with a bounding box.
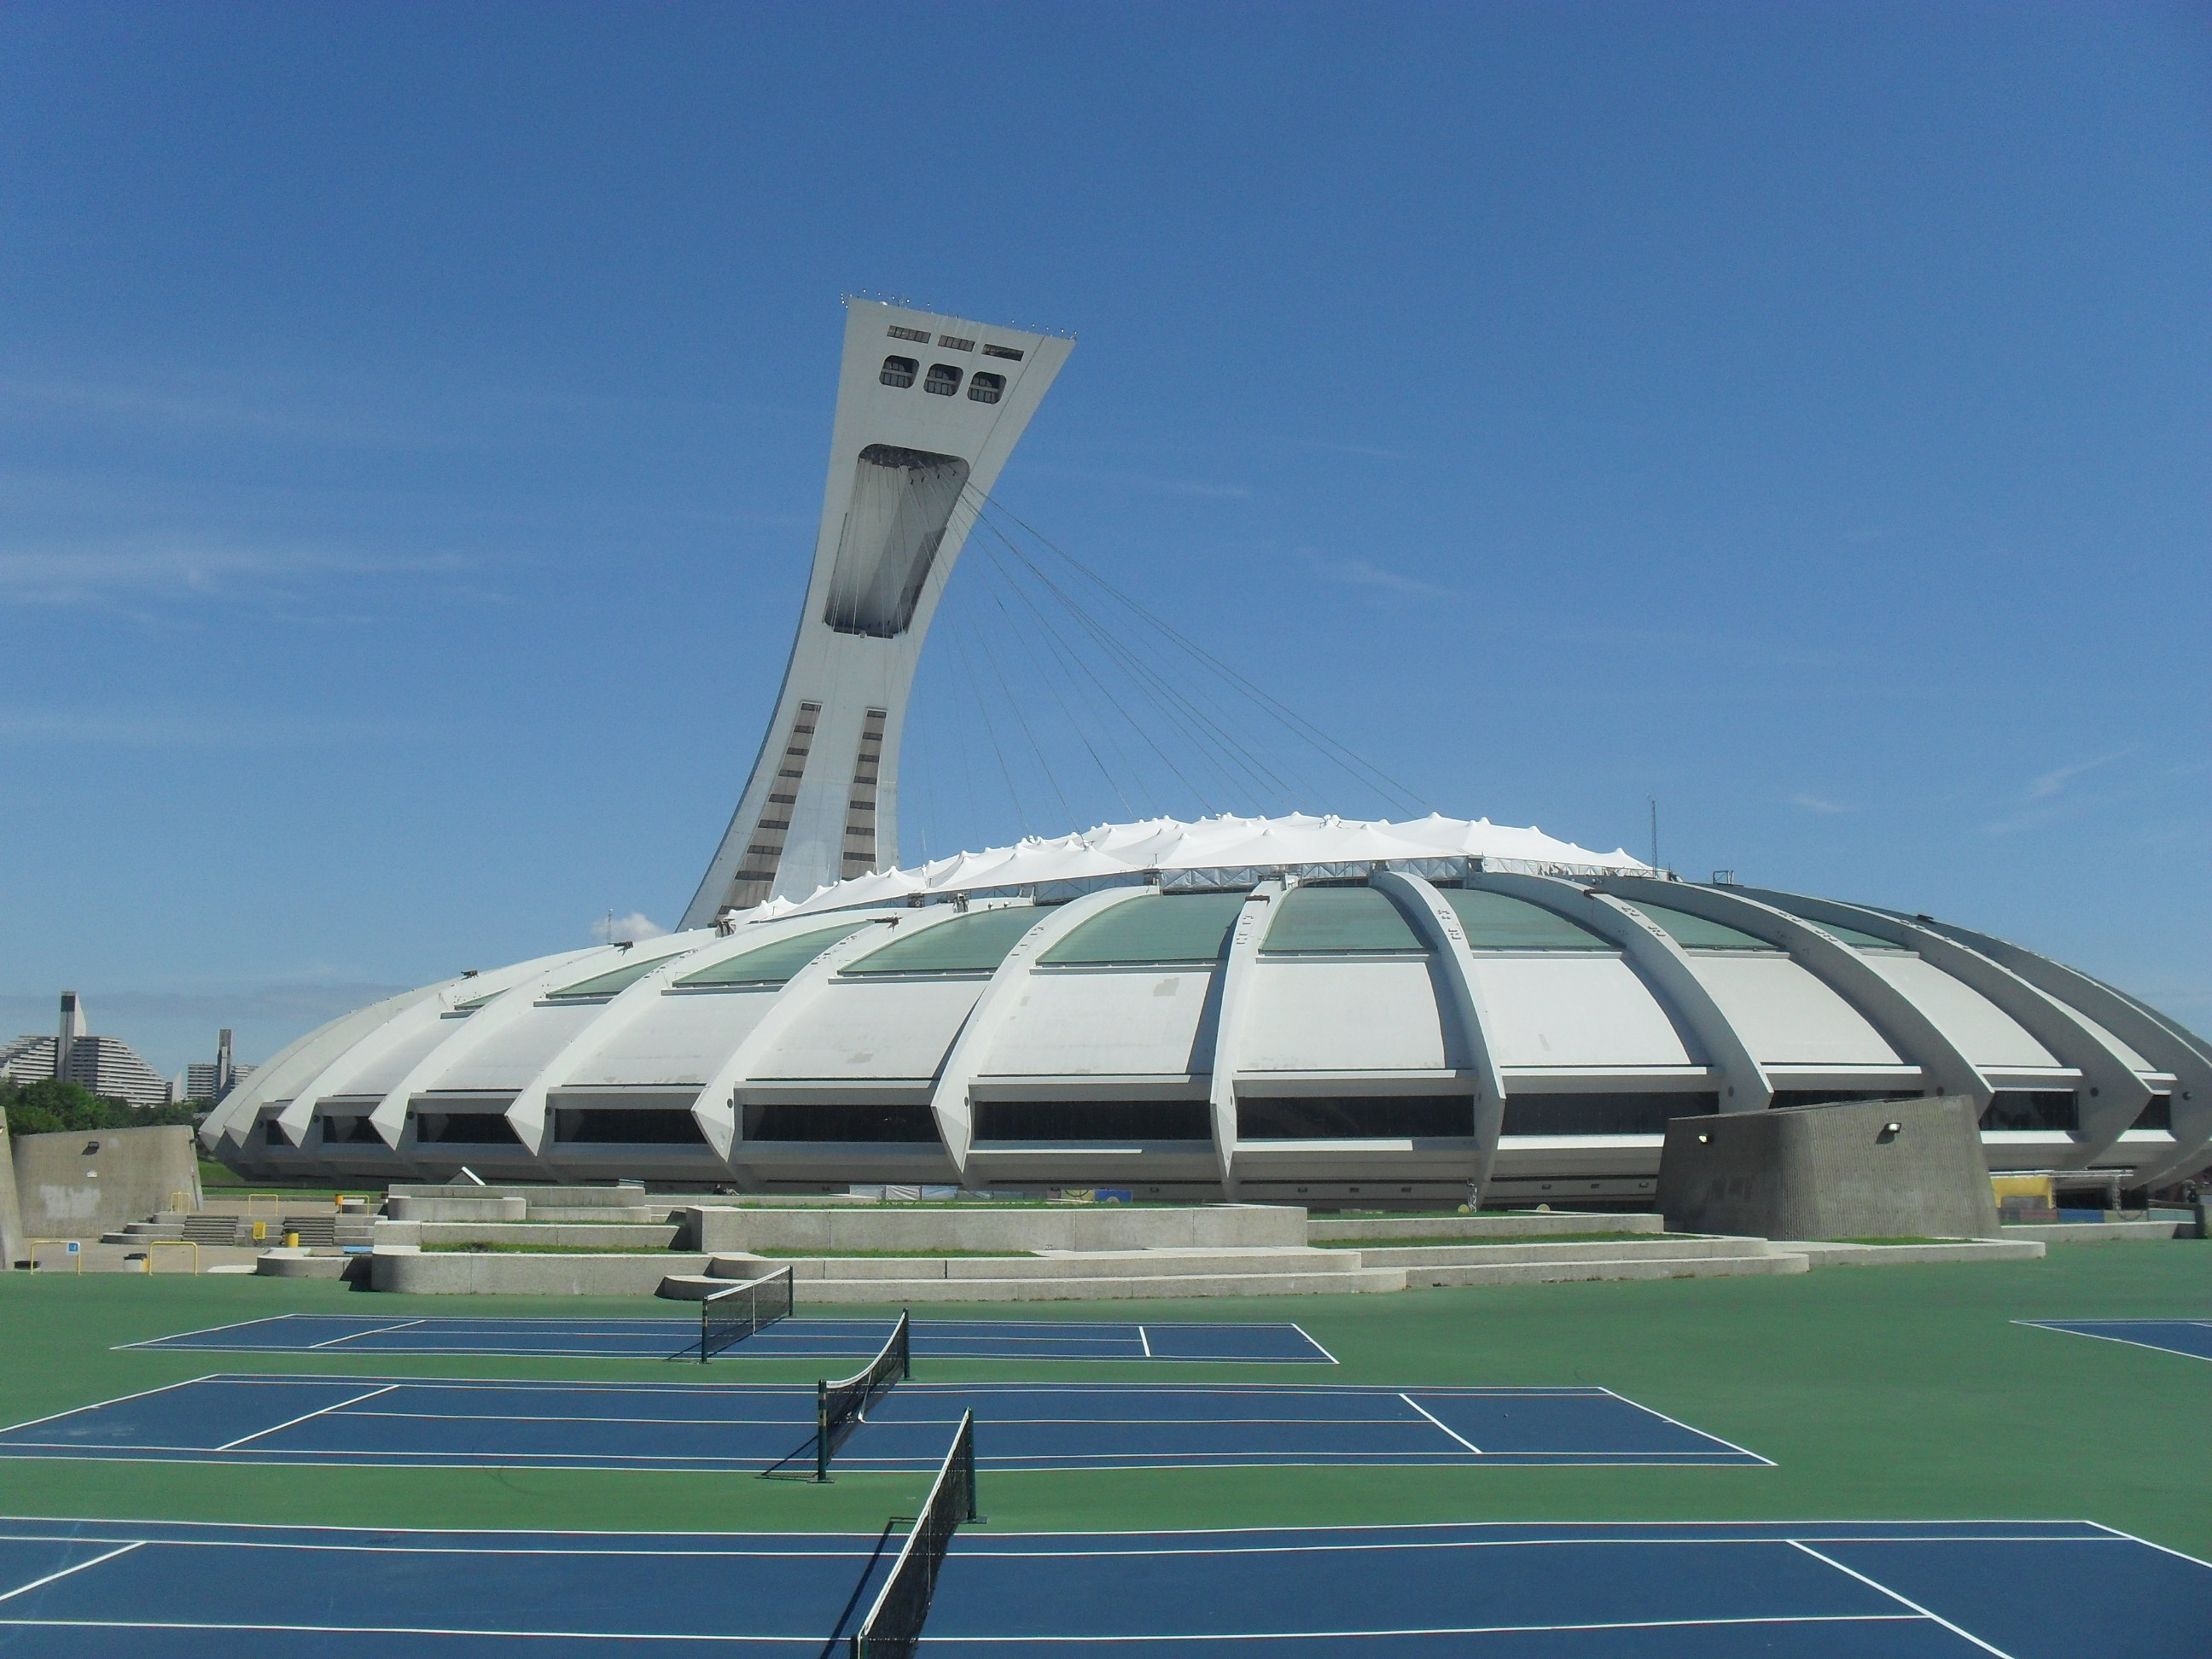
[1657,1096,2000,1241]
[1306,1212,1664,1243]
[376,1220,681,1249]
[10,1124,202,1242]
[679,1203,1306,1254]
[1787,1239,2046,1266]
[370,1249,712,1295]
[0,1114,23,1267]
[1999,1220,2181,1244]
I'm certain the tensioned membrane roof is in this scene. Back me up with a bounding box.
[753,812,1654,919]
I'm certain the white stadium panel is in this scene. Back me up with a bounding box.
[981,969,1217,1079]
[337,1015,477,1100]
[1684,954,1906,1069]
[753,978,988,1081]
[1857,954,2060,1071]
[423,1000,606,1094]
[562,991,783,1089]
[1240,958,1453,1074]
[1468,955,1700,1070]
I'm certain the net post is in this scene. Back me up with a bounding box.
[897,1307,911,1382]
[816,1377,832,1483]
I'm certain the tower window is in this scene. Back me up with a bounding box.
[886,325,930,343]
[968,372,1005,405]
[981,343,1024,360]
[880,356,917,388]
[924,364,962,397]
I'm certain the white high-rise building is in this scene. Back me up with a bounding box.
[0,992,172,1109]
[681,300,1073,924]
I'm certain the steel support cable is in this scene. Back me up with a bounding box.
[969,546,1136,822]
[975,517,1301,811]
[961,591,1077,834]
[971,536,1191,823]
[952,626,1031,839]
[981,499,1431,816]
[975,515,1324,811]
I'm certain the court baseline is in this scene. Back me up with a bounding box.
[0,1376,1766,1473]
[2017,1319,2212,1363]
[0,1516,2203,1656]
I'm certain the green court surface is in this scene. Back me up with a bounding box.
[0,1243,2203,1557]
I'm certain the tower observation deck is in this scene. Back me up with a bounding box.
[681,300,1073,925]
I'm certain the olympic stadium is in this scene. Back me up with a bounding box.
[201,300,2211,1206]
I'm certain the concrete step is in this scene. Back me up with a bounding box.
[2000,1220,2181,1243]
[706,1248,1359,1283]
[1307,1212,1666,1243]
[1402,1250,1807,1288]
[787,1267,1407,1302]
[1786,1239,2046,1266]
[1348,1236,1765,1268]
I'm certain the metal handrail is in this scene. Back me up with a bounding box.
[138,1240,200,1275]
[25,1238,84,1274]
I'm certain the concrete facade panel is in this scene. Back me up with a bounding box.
[1468,956,1697,1069]
[1860,956,2060,1069]
[1688,955,1905,1068]
[1241,958,1451,1073]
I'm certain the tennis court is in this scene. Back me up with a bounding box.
[0,1375,1765,1472]
[2018,1318,2212,1362]
[122,1313,1335,1364]
[0,1515,2200,1655]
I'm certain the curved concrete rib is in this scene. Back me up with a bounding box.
[364,945,638,1156]
[701,902,988,1173]
[1370,870,1511,1186]
[1468,871,1773,1113]
[1594,876,1989,1112]
[207,981,459,1156]
[1205,878,1289,1193]
[1738,888,2151,1167]
[1882,909,2212,1187]
[927,884,1158,1174]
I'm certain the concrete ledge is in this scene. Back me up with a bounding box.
[370,1249,711,1295]
[254,1249,364,1281]
[1306,1212,1664,1243]
[1348,1236,1755,1268]
[1784,1239,2046,1266]
[1405,1251,1807,1288]
[399,1222,681,1249]
[784,1268,1406,1302]
[680,1203,1307,1254]
[386,1196,528,1222]
[2000,1220,2182,1243]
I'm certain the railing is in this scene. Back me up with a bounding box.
[137,1240,200,1275]
[25,1238,83,1274]
[245,1192,283,1224]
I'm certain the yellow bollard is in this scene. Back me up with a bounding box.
[252,1220,267,1242]
[283,1231,300,1249]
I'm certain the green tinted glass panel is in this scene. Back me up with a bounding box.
[546,952,690,999]
[1441,888,1611,950]
[1632,902,1775,952]
[675,921,877,987]
[1798,916,1899,950]
[1260,885,1424,955]
[1040,892,1246,966]
[841,905,1044,975]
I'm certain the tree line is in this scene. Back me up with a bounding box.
[0,1076,201,1137]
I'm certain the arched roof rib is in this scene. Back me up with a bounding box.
[1371,870,1508,1195]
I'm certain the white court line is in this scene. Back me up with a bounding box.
[0,1618,817,1644]
[0,1374,222,1438]
[844,1615,1927,1644]
[2015,1321,2212,1364]
[2081,1521,2212,1570]
[310,1319,426,1349]
[1138,1326,1153,1359]
[115,1314,303,1351]
[0,1531,882,1558]
[1286,1323,1339,1365]
[1789,1540,2017,1658]
[1593,1387,1775,1466]
[1394,1395,1482,1454]
[216,1386,400,1452]
[0,1542,143,1605]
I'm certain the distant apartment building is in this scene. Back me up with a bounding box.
[184,1028,254,1103]
[0,992,176,1110]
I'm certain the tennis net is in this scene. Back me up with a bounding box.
[814,1309,911,1481]
[850,1409,980,1659]
[699,1266,795,1361]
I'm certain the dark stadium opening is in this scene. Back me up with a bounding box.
[321,1115,382,1145]
[2131,1094,2172,1132]
[1767,1091,1920,1111]
[924,364,962,395]
[879,355,917,387]
[973,1099,1212,1142]
[554,1109,707,1144]
[260,1119,295,1149]
[413,1111,521,1145]
[1500,1094,1720,1136]
[1979,1091,2079,1132]
[744,1103,942,1143]
[1237,1096,1473,1139]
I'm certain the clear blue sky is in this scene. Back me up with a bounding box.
[3,2,2207,1075]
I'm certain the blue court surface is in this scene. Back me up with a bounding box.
[0,1376,1765,1472]
[121,1313,1335,1364]
[2019,1319,2212,1363]
[0,1515,2203,1655]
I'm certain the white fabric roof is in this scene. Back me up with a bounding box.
[750,813,1653,921]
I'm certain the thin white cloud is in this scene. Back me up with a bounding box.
[1789,792,1852,814]
[0,707,427,748]
[2028,748,2133,800]
[591,911,669,944]
[1306,552,1452,599]
[0,538,471,608]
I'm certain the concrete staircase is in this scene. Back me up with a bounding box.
[1343,1234,1807,1287]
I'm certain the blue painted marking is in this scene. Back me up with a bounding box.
[122,1314,1333,1365]
[0,1377,1761,1473]
[0,1517,2201,1655]
[2023,1319,2212,1362]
